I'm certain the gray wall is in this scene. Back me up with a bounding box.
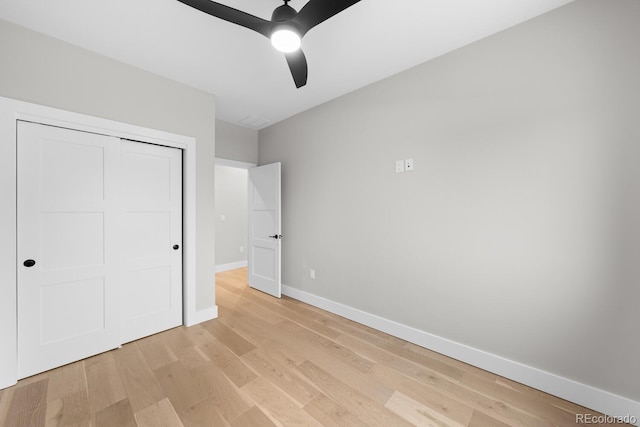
[0,19,217,312]
[259,0,640,403]
[215,165,248,266]
[216,119,258,164]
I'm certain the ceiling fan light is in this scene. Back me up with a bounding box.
[271,28,301,53]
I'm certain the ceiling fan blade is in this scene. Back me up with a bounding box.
[177,0,271,37]
[285,50,308,88]
[292,0,361,36]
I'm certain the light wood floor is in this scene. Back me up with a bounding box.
[0,268,617,426]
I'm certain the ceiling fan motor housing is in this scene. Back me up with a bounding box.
[271,3,297,23]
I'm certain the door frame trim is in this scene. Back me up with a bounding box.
[0,96,202,389]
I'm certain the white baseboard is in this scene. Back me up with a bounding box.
[282,284,640,424]
[186,305,218,327]
[215,261,247,273]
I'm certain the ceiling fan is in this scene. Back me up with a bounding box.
[176,0,362,88]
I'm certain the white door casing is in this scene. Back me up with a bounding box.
[121,140,183,343]
[17,122,122,378]
[248,163,282,298]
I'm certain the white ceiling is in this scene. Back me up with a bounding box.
[0,0,574,129]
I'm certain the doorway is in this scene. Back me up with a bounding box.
[214,158,255,273]
[214,160,282,298]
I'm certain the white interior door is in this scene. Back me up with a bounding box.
[17,122,121,378]
[121,140,183,343]
[248,163,282,297]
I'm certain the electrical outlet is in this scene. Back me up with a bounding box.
[395,160,405,173]
[309,269,316,280]
[239,246,244,253]
[405,158,414,171]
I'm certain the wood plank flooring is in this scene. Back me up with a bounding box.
[0,268,620,426]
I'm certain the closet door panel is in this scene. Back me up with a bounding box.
[120,140,183,343]
[17,122,121,379]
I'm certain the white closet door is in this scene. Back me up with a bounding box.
[120,140,183,343]
[17,122,121,379]
[17,123,184,379]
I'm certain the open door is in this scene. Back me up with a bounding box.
[248,163,281,297]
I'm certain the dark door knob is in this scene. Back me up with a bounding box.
[268,234,283,240]
[23,259,36,267]
[173,244,180,250]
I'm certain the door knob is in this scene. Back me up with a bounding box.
[268,234,282,240]
[173,244,180,250]
[23,259,36,267]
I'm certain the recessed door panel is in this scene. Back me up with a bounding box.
[123,151,171,210]
[253,247,276,281]
[251,166,277,210]
[122,212,171,259]
[252,210,276,239]
[41,140,105,204]
[40,277,106,345]
[123,267,172,320]
[40,212,105,270]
